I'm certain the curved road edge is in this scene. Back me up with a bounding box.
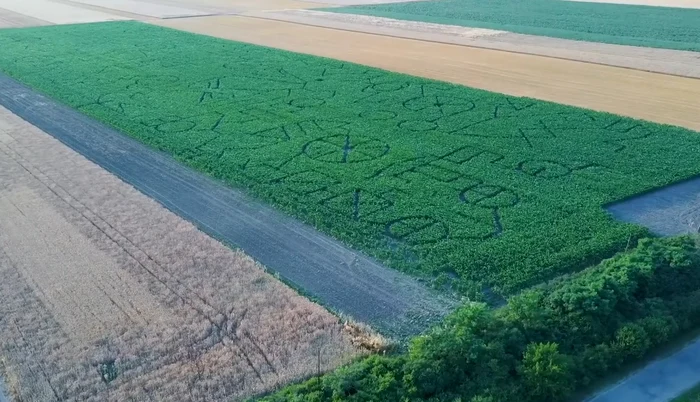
[588,336,700,402]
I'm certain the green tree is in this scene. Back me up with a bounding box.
[519,342,573,402]
[612,323,651,360]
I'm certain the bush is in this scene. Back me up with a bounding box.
[519,342,574,402]
[260,236,700,402]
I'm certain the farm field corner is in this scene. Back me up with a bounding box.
[0,105,360,401]
[325,0,700,52]
[1,21,700,296]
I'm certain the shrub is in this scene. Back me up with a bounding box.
[260,236,700,402]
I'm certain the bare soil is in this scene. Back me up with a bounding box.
[251,9,700,78]
[0,106,359,401]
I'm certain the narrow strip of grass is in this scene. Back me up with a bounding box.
[325,0,700,52]
[0,21,699,296]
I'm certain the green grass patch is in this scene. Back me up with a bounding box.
[675,383,700,402]
[325,0,700,52]
[1,21,700,295]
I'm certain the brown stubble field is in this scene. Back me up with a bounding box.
[0,106,360,401]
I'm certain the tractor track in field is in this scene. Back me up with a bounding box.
[0,73,455,340]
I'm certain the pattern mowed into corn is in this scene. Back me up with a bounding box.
[1,21,699,295]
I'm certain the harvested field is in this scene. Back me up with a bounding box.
[2,22,700,296]
[0,186,169,344]
[326,0,700,51]
[0,105,359,400]
[249,9,700,78]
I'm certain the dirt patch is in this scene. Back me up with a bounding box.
[0,105,359,401]
[251,9,700,78]
[153,15,700,132]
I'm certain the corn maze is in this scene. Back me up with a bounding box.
[2,21,700,294]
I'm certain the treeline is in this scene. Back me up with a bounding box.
[260,236,700,401]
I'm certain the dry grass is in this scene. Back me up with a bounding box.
[342,321,391,354]
[0,106,360,401]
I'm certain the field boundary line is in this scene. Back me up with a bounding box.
[241,10,700,80]
[0,73,456,339]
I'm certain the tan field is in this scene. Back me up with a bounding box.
[0,106,361,401]
[248,9,700,78]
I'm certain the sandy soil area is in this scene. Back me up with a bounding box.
[153,15,700,132]
[567,0,700,8]
[0,106,359,401]
[251,10,700,79]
